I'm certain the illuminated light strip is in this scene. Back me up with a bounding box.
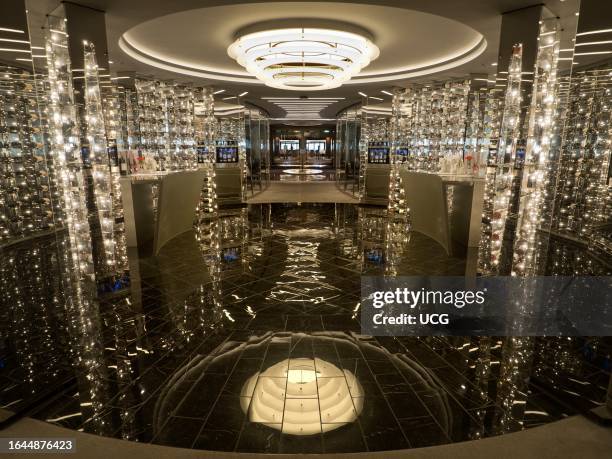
[212,89,225,94]
[46,413,81,422]
[49,29,67,35]
[262,97,344,100]
[0,38,29,44]
[276,104,331,107]
[0,47,30,53]
[575,40,612,46]
[576,28,612,36]
[0,27,24,34]
[110,76,131,80]
[574,51,612,56]
[270,118,336,121]
[381,90,394,95]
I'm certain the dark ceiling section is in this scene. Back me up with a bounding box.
[0,0,31,71]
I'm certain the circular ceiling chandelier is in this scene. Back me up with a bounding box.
[227,28,379,91]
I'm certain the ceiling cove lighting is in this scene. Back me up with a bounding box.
[228,28,379,91]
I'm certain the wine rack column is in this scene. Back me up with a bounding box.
[0,66,55,241]
[194,87,217,220]
[477,4,550,275]
[388,88,411,217]
[511,17,560,276]
[83,42,116,275]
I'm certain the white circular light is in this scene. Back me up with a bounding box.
[228,28,379,91]
[240,358,364,435]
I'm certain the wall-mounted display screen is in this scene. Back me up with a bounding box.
[197,143,208,163]
[365,248,384,264]
[216,146,239,163]
[222,247,240,262]
[368,148,389,164]
[368,141,390,164]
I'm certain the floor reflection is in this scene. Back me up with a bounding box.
[0,203,610,453]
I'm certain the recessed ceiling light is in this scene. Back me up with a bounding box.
[491,62,498,66]
[228,28,379,91]
[369,96,383,101]
[213,89,225,94]
[380,90,393,96]
[238,91,248,97]
[358,92,368,97]
[222,96,237,100]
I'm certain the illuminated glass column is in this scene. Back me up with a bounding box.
[44,12,97,309]
[0,1,56,242]
[83,41,116,274]
[388,88,411,217]
[194,87,217,219]
[511,17,560,276]
[478,5,552,275]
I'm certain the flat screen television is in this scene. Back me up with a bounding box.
[216,146,239,163]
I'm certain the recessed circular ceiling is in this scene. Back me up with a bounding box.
[118,2,486,86]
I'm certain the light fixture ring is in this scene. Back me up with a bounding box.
[228,24,379,90]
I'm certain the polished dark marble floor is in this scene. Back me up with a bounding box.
[0,203,610,453]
